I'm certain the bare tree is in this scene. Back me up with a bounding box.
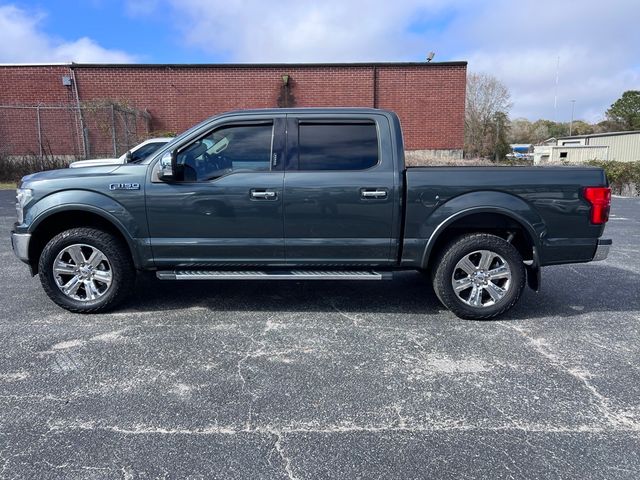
[465,73,512,159]
[509,118,534,144]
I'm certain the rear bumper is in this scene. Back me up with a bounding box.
[592,239,612,262]
[10,231,31,263]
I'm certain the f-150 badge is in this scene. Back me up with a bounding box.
[109,183,140,190]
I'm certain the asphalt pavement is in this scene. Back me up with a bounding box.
[0,189,639,479]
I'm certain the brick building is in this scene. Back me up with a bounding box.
[0,62,466,163]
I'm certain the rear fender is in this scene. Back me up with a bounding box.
[418,191,545,269]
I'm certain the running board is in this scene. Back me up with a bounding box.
[156,270,392,281]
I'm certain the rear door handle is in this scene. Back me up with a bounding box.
[250,189,277,200]
[360,188,388,199]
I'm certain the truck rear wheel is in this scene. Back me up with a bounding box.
[432,233,526,320]
[38,228,135,313]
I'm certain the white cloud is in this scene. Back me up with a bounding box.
[159,0,449,62]
[141,0,639,122]
[443,0,640,122]
[0,4,135,63]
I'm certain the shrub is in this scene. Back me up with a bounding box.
[0,154,72,183]
[586,160,640,196]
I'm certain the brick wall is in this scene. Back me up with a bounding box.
[0,65,81,156]
[0,62,466,158]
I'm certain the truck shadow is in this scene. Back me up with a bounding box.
[127,263,640,321]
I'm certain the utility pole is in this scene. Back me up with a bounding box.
[569,100,576,136]
[554,56,559,121]
[495,113,501,162]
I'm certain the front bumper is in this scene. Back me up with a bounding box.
[592,239,612,262]
[10,232,31,263]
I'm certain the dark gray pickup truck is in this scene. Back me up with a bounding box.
[11,108,612,319]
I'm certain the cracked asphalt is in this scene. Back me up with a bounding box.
[0,189,639,479]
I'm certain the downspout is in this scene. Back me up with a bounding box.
[372,66,378,108]
[69,64,88,158]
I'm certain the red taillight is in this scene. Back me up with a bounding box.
[583,187,611,225]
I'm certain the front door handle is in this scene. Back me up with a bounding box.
[360,188,388,199]
[250,189,277,200]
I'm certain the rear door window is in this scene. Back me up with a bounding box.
[297,122,378,171]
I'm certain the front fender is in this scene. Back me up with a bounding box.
[406,191,546,269]
[26,190,146,268]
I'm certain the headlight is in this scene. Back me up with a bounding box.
[16,188,33,224]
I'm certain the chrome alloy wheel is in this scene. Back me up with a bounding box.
[451,250,512,308]
[53,244,113,301]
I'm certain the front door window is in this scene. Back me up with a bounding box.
[176,123,273,182]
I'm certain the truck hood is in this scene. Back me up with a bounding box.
[69,158,125,168]
[21,165,122,187]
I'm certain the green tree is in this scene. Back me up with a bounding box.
[491,111,511,161]
[606,90,640,130]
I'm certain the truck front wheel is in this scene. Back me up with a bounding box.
[432,233,526,320]
[38,227,135,313]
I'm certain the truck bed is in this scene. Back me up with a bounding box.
[401,166,608,267]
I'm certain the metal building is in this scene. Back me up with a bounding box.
[534,130,640,164]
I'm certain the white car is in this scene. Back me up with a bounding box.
[69,137,173,168]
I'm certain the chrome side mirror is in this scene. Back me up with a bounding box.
[158,150,175,180]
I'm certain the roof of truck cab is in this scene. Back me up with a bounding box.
[139,108,402,165]
[217,107,394,115]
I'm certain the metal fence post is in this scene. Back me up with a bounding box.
[36,105,43,157]
[111,104,117,156]
[122,108,130,149]
[83,125,90,159]
[143,109,151,134]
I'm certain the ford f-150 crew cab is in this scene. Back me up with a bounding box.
[10,108,612,319]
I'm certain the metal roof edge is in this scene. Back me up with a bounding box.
[557,130,640,140]
[0,62,72,67]
[1,61,467,69]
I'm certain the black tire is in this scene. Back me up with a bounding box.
[38,227,135,313]
[432,233,526,320]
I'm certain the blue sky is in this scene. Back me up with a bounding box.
[1,0,639,122]
[10,0,210,63]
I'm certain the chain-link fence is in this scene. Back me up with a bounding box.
[0,102,151,160]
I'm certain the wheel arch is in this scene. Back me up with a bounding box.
[28,206,141,275]
[421,206,542,291]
